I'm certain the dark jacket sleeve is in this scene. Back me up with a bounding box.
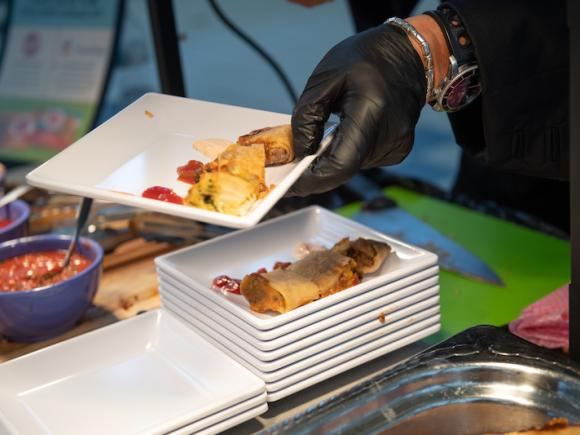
[444,0,569,180]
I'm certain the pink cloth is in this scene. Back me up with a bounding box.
[509,284,569,351]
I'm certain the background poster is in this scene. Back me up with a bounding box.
[0,0,120,161]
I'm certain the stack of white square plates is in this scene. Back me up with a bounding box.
[0,310,267,435]
[156,206,440,401]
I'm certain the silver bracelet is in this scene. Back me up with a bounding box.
[385,17,434,102]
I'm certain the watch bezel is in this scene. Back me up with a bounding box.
[430,60,481,112]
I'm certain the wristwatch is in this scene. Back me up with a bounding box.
[424,6,481,112]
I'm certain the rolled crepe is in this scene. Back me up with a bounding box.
[288,251,356,297]
[237,124,294,166]
[331,238,392,274]
[241,269,319,314]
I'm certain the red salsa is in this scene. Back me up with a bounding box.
[0,251,92,292]
[0,219,11,228]
[177,160,204,184]
[212,275,241,294]
[142,186,183,205]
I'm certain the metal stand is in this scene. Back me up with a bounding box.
[569,0,580,362]
[147,0,185,97]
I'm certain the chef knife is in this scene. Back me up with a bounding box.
[345,176,504,286]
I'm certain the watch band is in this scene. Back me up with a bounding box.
[424,7,476,66]
[423,5,481,112]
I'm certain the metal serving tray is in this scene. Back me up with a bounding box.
[264,326,580,435]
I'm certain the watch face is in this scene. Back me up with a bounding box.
[441,65,481,112]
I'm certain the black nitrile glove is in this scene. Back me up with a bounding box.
[289,24,426,196]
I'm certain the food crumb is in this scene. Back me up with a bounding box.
[119,294,139,310]
[378,312,386,324]
[144,110,154,118]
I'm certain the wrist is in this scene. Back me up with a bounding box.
[405,15,450,92]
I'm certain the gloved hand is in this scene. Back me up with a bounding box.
[289,24,426,196]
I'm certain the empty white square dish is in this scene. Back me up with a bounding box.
[155,206,438,331]
[0,310,265,435]
[25,93,334,228]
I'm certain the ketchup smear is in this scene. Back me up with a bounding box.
[177,160,204,184]
[0,219,11,229]
[142,186,183,205]
[212,275,241,294]
[0,251,92,292]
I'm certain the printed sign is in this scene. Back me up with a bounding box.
[0,0,121,161]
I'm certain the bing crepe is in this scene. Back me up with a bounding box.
[237,124,294,166]
[240,238,391,314]
[184,143,266,216]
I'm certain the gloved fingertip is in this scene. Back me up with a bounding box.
[291,103,329,158]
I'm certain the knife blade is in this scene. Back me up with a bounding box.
[345,177,503,286]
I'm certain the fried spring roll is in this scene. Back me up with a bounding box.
[331,238,391,274]
[237,124,294,166]
[240,269,319,314]
[288,251,357,298]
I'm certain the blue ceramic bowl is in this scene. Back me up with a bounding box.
[0,235,103,342]
[0,200,30,243]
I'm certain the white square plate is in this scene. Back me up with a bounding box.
[163,289,439,379]
[159,271,439,359]
[170,392,267,435]
[0,310,265,435]
[157,265,438,342]
[161,283,439,372]
[155,206,438,330]
[266,324,439,402]
[26,93,334,229]
[166,303,440,400]
[178,403,268,435]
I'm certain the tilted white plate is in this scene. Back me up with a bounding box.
[155,206,439,331]
[26,93,333,229]
[0,310,265,435]
[159,271,439,359]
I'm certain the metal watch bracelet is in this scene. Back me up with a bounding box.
[385,17,434,103]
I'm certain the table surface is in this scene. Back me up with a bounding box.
[0,187,571,433]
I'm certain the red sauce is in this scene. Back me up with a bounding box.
[142,186,183,205]
[0,251,92,292]
[212,275,241,294]
[0,219,12,228]
[177,160,204,184]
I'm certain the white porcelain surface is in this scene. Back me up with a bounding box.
[156,206,438,331]
[26,93,333,229]
[166,305,440,401]
[159,272,439,361]
[0,310,265,435]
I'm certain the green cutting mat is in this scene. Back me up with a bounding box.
[338,187,570,342]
